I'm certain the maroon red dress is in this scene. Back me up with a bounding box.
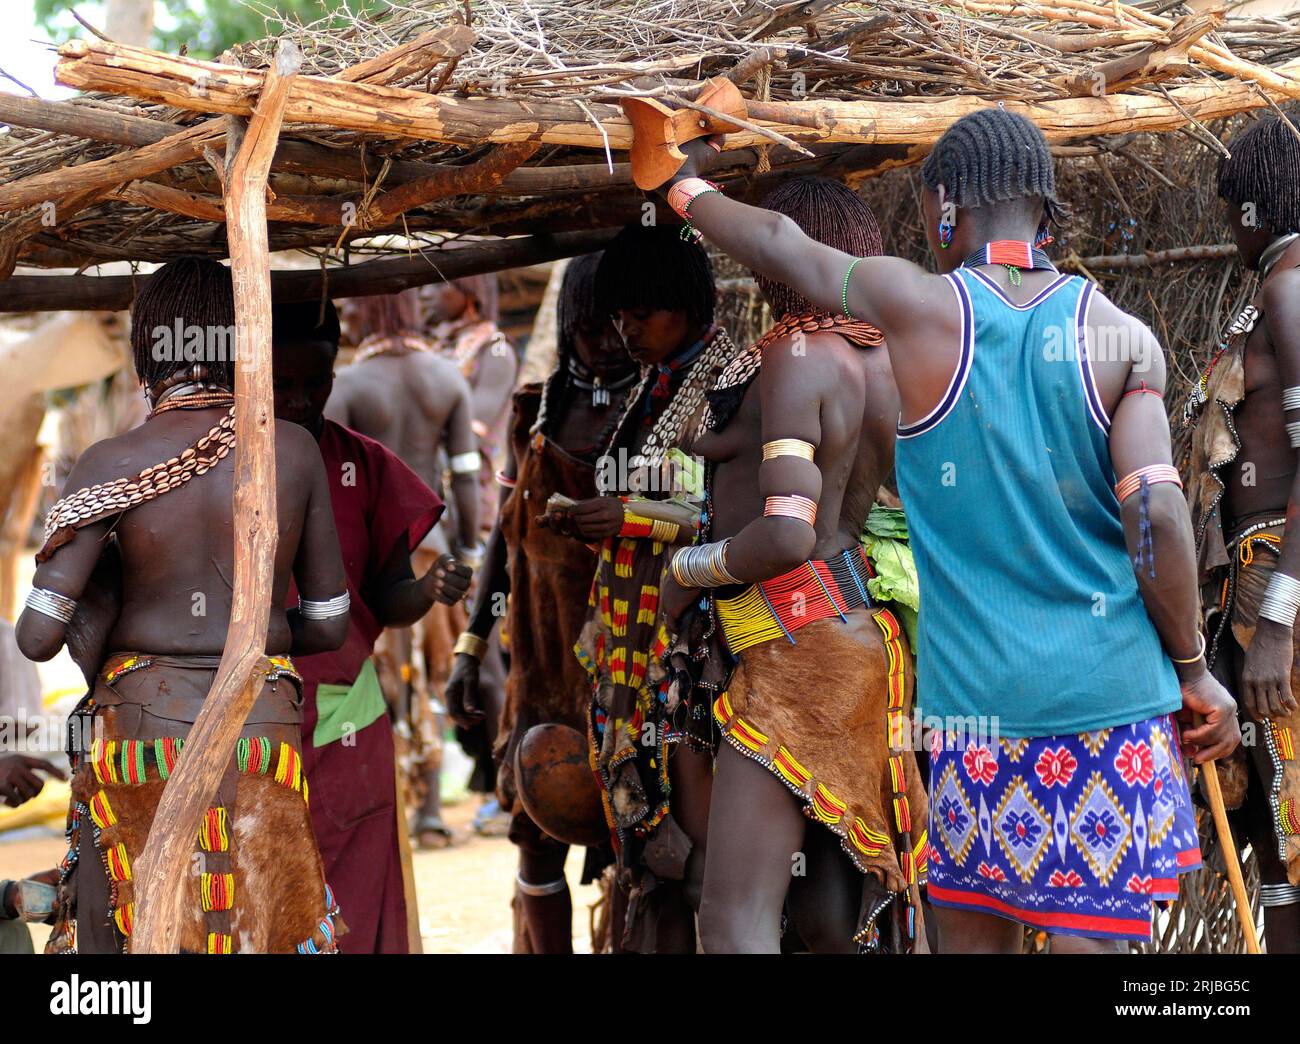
[290,420,444,954]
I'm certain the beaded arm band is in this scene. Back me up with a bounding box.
[764,494,818,527]
[1114,464,1182,503]
[1259,570,1300,627]
[667,177,722,243]
[666,177,720,219]
[619,507,681,544]
[671,540,741,588]
[25,587,76,624]
[762,438,816,462]
[299,592,350,620]
[841,258,865,319]
[450,451,482,475]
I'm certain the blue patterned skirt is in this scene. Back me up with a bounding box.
[926,712,1202,941]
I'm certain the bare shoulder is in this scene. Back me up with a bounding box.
[332,363,372,391]
[1085,287,1160,353]
[411,350,467,381]
[273,417,324,465]
[760,328,875,407]
[1262,268,1300,332]
[412,351,473,401]
[61,430,137,491]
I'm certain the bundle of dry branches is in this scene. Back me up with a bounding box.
[0,0,1297,283]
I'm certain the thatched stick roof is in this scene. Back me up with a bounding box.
[2,0,1300,306]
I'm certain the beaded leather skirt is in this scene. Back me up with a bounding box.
[47,653,342,954]
[713,556,930,951]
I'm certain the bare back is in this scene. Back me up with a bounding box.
[326,352,472,493]
[30,409,343,657]
[697,329,898,555]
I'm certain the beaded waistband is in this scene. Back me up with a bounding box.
[715,545,874,654]
[102,652,300,687]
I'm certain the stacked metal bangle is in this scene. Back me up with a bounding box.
[1259,570,1300,626]
[671,540,740,588]
[454,632,489,661]
[1282,386,1300,412]
[25,587,77,624]
[1114,464,1182,503]
[299,592,350,620]
[762,438,815,462]
[1288,421,1300,450]
[764,494,818,527]
[1260,882,1300,907]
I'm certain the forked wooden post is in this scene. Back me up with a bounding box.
[130,41,300,954]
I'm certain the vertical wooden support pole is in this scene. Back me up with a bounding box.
[130,42,300,954]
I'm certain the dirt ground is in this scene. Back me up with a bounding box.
[0,793,603,954]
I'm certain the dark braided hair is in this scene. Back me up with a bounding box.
[271,298,341,359]
[536,253,609,439]
[922,107,1060,222]
[130,256,236,389]
[557,252,603,352]
[594,222,715,326]
[1218,111,1300,236]
[755,177,883,319]
[347,289,423,340]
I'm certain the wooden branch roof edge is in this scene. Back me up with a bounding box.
[0,229,619,312]
[7,0,1300,278]
[47,37,1300,156]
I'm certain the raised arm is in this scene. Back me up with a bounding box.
[1107,320,1238,761]
[287,429,350,655]
[665,142,930,327]
[1240,272,1300,720]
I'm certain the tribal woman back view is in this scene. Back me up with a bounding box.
[17,258,351,954]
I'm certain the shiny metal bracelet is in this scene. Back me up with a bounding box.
[1258,571,1300,626]
[299,592,350,620]
[516,873,567,897]
[25,587,77,624]
[1260,882,1300,907]
[671,540,741,588]
[453,632,488,661]
[450,451,482,475]
[762,438,815,462]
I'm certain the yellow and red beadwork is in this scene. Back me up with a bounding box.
[715,545,876,654]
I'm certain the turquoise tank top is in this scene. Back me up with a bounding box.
[894,267,1181,738]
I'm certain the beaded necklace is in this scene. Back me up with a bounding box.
[353,332,433,363]
[565,355,640,408]
[150,384,235,417]
[696,312,883,437]
[960,240,1056,286]
[610,327,739,478]
[43,408,236,544]
[1185,234,1299,423]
